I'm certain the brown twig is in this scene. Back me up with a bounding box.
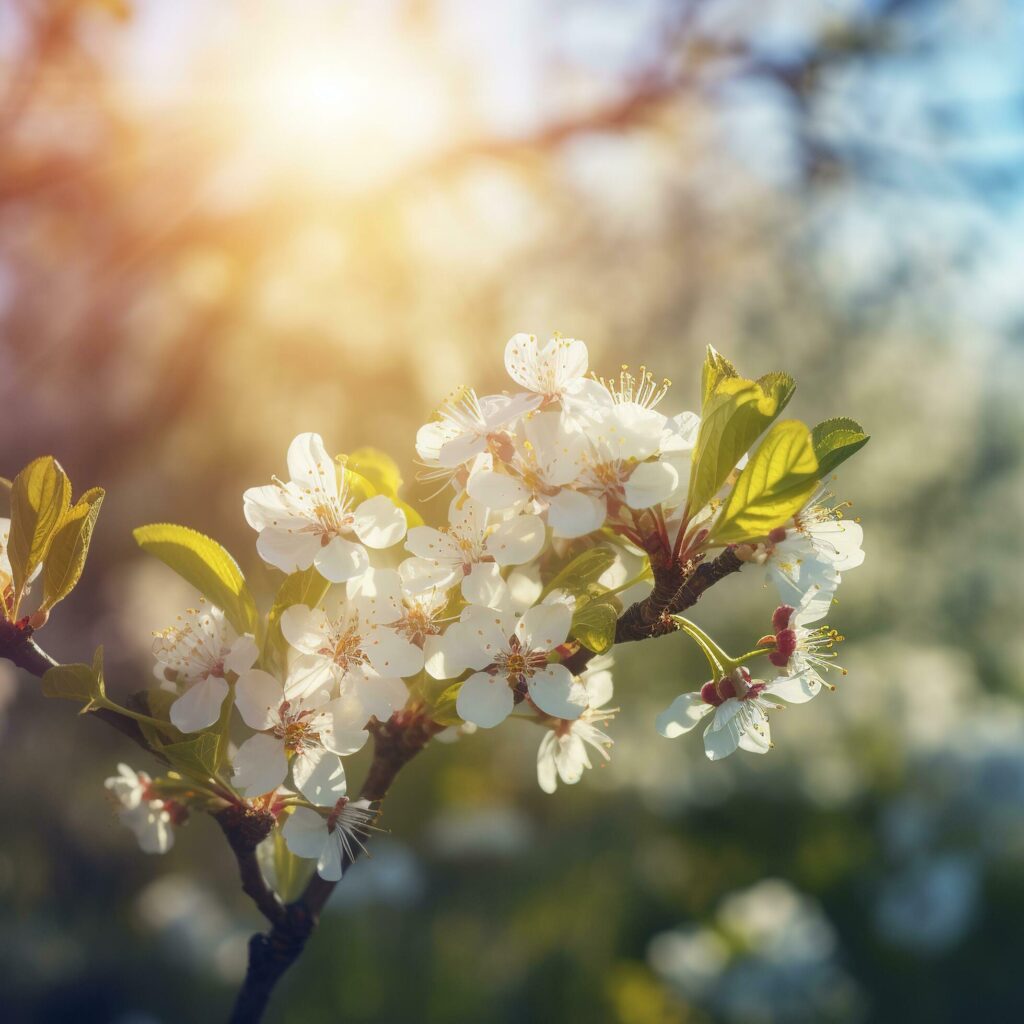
[227,711,444,1024]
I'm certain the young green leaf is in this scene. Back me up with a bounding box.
[41,487,105,611]
[345,447,403,498]
[541,546,617,600]
[426,680,465,728]
[701,345,738,406]
[160,733,221,781]
[571,599,619,654]
[812,417,870,478]
[133,523,257,636]
[687,373,795,519]
[8,456,71,610]
[41,662,101,704]
[710,420,820,545]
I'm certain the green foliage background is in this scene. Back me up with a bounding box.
[1,2,1023,1022]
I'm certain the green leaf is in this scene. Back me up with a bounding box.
[345,447,403,498]
[42,647,106,709]
[541,546,617,600]
[571,599,619,654]
[133,523,257,636]
[42,663,100,703]
[428,681,464,728]
[126,688,186,748]
[711,420,820,544]
[160,733,221,781]
[687,372,795,518]
[9,456,71,607]
[701,345,738,406]
[41,487,105,611]
[812,417,870,478]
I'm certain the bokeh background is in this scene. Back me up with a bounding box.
[2,1,1023,1021]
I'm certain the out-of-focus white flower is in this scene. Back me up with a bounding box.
[152,605,258,733]
[283,797,378,881]
[105,763,181,854]
[243,432,406,582]
[537,655,616,793]
[657,667,803,761]
[232,667,369,805]
[402,496,544,598]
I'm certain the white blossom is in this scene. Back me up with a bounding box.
[504,333,608,413]
[243,432,406,582]
[537,655,616,793]
[279,572,419,719]
[231,666,369,805]
[283,798,378,881]
[152,605,258,734]
[415,386,535,483]
[657,667,797,761]
[467,411,605,538]
[105,764,179,854]
[402,496,544,598]
[431,590,586,728]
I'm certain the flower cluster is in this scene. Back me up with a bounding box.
[71,336,866,877]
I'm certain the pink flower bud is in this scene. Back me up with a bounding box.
[772,605,795,632]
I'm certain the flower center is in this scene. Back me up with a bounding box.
[318,620,369,673]
[274,704,321,752]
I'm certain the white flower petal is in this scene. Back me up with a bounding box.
[293,748,348,806]
[351,495,406,549]
[224,633,259,675]
[169,676,230,733]
[528,664,588,720]
[485,514,545,566]
[516,603,571,652]
[623,460,679,509]
[456,672,514,728]
[467,469,530,510]
[545,489,606,539]
[234,669,284,730]
[283,805,331,860]
[537,732,559,794]
[279,605,327,655]
[256,527,322,574]
[232,733,288,796]
[656,692,713,738]
[461,562,507,607]
[366,628,423,679]
[314,535,369,583]
[287,432,336,491]
[356,676,408,721]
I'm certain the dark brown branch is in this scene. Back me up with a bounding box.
[0,620,155,752]
[227,711,444,1024]
[215,805,283,926]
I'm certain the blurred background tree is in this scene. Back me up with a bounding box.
[1,1,1023,1021]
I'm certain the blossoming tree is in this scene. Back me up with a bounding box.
[0,338,867,1022]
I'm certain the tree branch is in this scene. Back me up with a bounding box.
[0,620,156,752]
[563,547,744,676]
[227,710,444,1024]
